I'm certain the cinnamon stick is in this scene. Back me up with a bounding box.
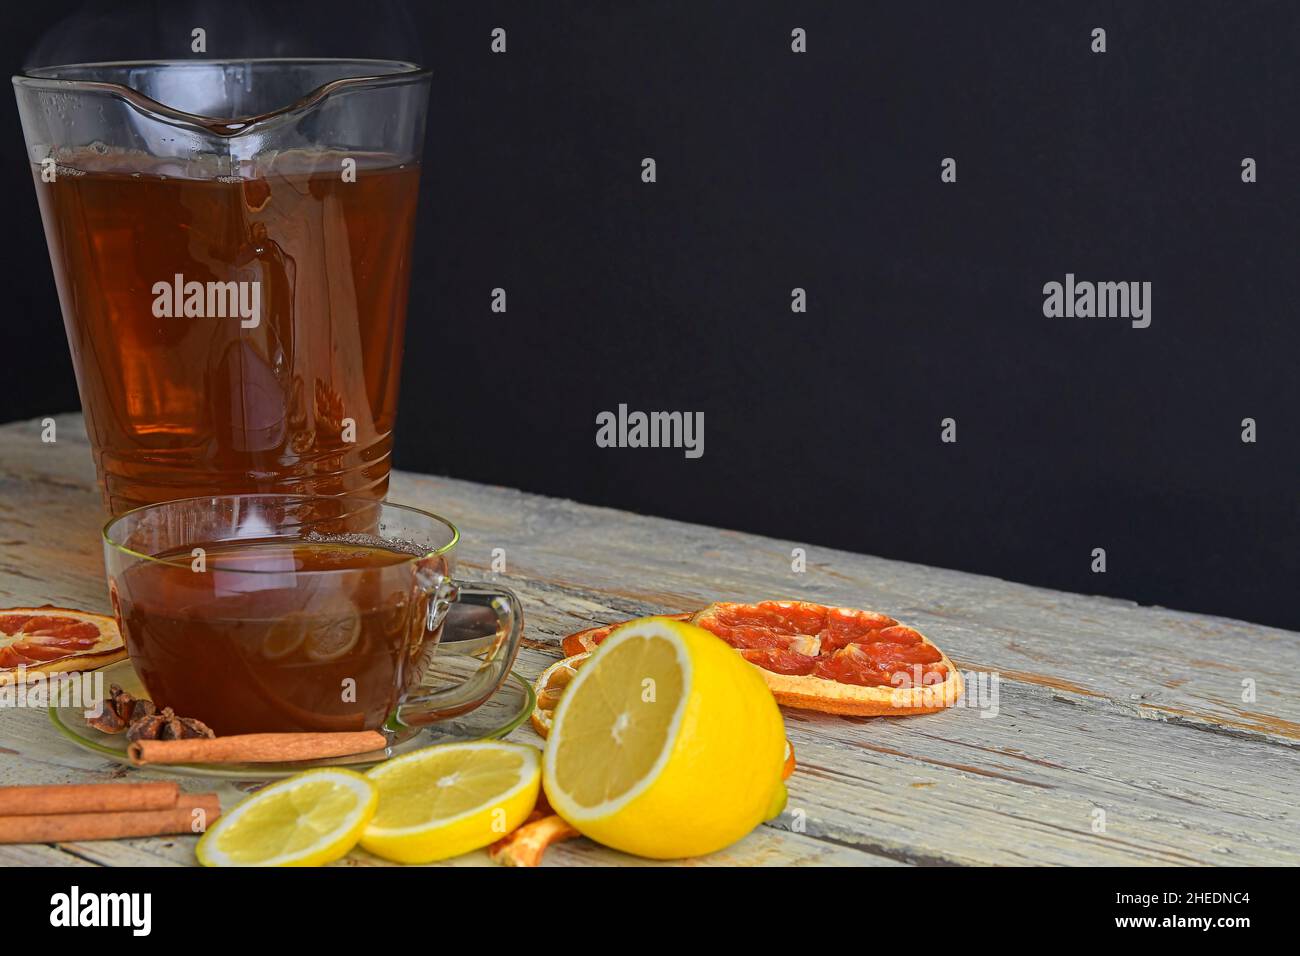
[0,782,179,816]
[0,793,221,844]
[128,730,388,766]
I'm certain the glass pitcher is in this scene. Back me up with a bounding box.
[13,60,431,516]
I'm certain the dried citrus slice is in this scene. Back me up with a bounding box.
[693,601,961,716]
[489,809,581,867]
[562,601,961,717]
[530,652,591,736]
[0,606,126,684]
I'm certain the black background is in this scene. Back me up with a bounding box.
[4,2,1298,630]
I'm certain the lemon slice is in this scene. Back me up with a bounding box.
[196,769,377,867]
[261,613,308,660]
[303,607,361,662]
[360,741,541,864]
[542,616,787,859]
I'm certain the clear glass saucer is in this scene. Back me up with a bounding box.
[49,656,534,781]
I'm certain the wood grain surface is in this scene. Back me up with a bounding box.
[1,415,1296,866]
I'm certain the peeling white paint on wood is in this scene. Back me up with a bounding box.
[1,415,1295,866]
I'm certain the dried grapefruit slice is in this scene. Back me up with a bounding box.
[0,606,126,684]
[693,601,960,716]
[561,601,961,717]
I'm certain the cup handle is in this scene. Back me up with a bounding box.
[391,580,525,728]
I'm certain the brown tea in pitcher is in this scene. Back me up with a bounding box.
[33,148,420,515]
[112,537,437,735]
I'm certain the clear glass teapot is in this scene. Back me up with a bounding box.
[13,60,431,515]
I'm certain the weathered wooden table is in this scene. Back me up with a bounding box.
[1,414,1296,866]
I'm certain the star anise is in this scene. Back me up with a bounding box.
[126,707,215,742]
[86,684,157,735]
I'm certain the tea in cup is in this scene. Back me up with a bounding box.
[103,495,522,735]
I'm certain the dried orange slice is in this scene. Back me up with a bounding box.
[0,606,126,684]
[490,812,581,867]
[488,792,580,867]
[530,652,591,736]
[562,601,961,717]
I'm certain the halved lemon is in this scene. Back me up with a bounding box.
[195,769,377,867]
[534,651,798,779]
[360,741,541,864]
[542,616,787,859]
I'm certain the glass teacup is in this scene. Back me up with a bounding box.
[102,494,523,736]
